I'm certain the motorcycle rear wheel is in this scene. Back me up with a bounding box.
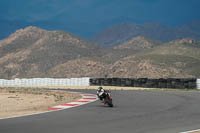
[105,97,113,107]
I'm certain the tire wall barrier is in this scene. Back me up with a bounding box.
[0,78,90,87]
[90,78,198,89]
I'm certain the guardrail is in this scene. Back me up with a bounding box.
[0,78,90,87]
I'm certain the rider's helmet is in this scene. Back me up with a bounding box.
[98,86,103,92]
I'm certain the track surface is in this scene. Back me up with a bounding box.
[1,89,200,133]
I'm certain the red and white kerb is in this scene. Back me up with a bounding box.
[48,93,98,110]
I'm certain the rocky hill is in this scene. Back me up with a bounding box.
[47,59,110,78]
[106,38,200,78]
[100,36,160,63]
[0,26,101,79]
[113,36,159,50]
[0,27,200,79]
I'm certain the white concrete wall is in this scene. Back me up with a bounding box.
[0,78,90,87]
[197,79,200,89]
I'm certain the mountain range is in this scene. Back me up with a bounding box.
[90,22,200,47]
[1,19,200,47]
[0,26,200,79]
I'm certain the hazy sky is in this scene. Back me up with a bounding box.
[0,0,200,37]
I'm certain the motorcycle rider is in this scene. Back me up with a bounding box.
[97,86,106,101]
[97,86,113,107]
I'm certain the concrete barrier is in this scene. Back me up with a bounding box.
[197,79,200,89]
[0,78,90,87]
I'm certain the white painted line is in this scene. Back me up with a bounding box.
[82,96,97,98]
[52,106,72,109]
[180,129,200,133]
[67,102,86,105]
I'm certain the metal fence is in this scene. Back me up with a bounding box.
[0,78,90,87]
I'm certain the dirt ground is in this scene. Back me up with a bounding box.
[0,87,81,119]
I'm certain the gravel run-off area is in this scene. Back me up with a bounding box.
[0,87,81,118]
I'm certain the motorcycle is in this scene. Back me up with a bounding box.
[98,90,113,107]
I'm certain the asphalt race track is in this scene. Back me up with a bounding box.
[1,89,200,133]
